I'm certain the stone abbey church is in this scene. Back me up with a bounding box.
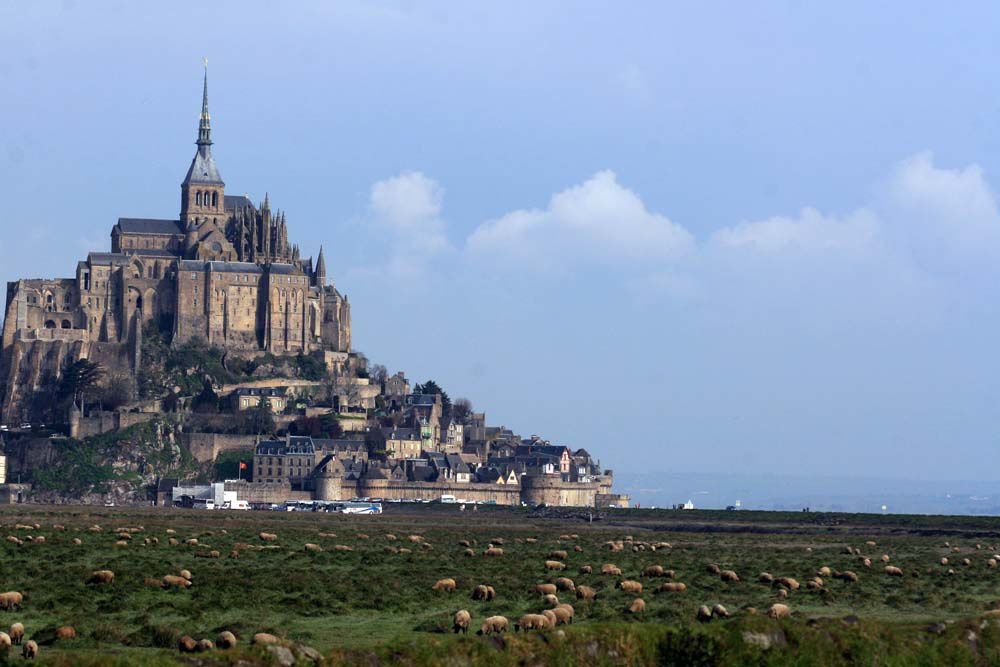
[0,70,351,421]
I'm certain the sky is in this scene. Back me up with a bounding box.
[2,2,1000,482]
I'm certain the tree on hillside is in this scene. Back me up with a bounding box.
[59,359,104,405]
[452,397,474,425]
[191,379,219,413]
[415,380,452,422]
[368,362,388,387]
[236,398,275,436]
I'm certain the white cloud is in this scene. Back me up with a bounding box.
[881,152,1000,267]
[467,170,694,265]
[363,171,454,279]
[710,207,880,255]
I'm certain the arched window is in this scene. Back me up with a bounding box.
[43,320,56,329]
[61,320,71,329]
[212,192,218,208]
[196,191,202,206]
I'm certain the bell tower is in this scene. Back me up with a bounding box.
[181,59,225,248]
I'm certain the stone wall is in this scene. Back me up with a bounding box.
[353,479,521,505]
[183,433,254,463]
[76,411,157,439]
[520,475,604,507]
[224,479,310,505]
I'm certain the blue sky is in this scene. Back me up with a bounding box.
[3,2,1000,480]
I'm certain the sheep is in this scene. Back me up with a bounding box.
[940,557,949,566]
[55,626,76,640]
[87,570,115,585]
[989,558,998,568]
[178,635,198,653]
[490,537,505,545]
[71,538,82,546]
[835,571,859,583]
[432,578,457,592]
[408,535,424,543]
[555,602,576,623]
[696,605,713,622]
[554,577,575,592]
[534,583,558,596]
[21,640,37,659]
[453,609,471,634]
[806,578,823,590]
[303,543,324,553]
[196,639,214,652]
[484,547,504,557]
[162,575,192,589]
[758,572,774,584]
[542,593,559,606]
[385,534,397,541]
[712,604,730,618]
[862,558,872,568]
[252,633,281,645]
[579,565,593,575]
[541,610,558,627]
[881,554,891,563]
[775,577,800,590]
[720,570,740,583]
[603,540,624,552]
[5,537,20,546]
[642,565,666,577]
[545,560,566,571]
[656,582,687,593]
[9,623,22,645]
[627,598,646,614]
[817,566,832,578]
[963,558,972,567]
[179,569,192,581]
[258,532,278,542]
[885,566,903,577]
[458,540,471,547]
[0,592,23,610]
[479,616,509,635]
[776,588,788,599]
[334,545,354,552]
[168,538,179,546]
[184,539,198,546]
[601,564,622,576]
[216,631,237,649]
[768,603,791,619]
[32,536,44,545]
[550,606,573,625]
[706,563,721,574]
[463,548,475,557]
[549,550,568,560]
[472,585,496,601]
[0,632,9,649]
[617,580,643,594]
[318,532,337,538]
[515,613,550,632]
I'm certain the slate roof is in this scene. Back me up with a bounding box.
[88,252,131,266]
[116,218,185,235]
[183,149,224,185]
[234,386,287,397]
[381,427,420,440]
[124,248,181,258]
[256,437,315,456]
[224,195,255,211]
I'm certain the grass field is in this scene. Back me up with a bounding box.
[1,504,1000,664]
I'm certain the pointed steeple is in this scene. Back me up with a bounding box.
[197,58,212,154]
[182,59,224,187]
[315,245,327,285]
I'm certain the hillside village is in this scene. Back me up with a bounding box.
[0,69,627,510]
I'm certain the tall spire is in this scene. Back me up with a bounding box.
[197,57,212,155]
[315,245,327,285]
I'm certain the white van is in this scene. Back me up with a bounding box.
[439,494,457,504]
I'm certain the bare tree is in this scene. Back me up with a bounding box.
[452,397,474,425]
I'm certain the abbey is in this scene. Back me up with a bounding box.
[0,70,351,422]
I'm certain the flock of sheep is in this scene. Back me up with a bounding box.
[424,533,1000,637]
[2,516,1000,659]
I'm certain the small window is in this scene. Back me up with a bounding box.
[196,192,202,206]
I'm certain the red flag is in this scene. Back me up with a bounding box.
[239,462,247,470]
